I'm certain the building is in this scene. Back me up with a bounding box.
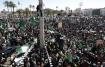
[100,8,105,16]
[74,8,81,14]
[82,9,93,16]
[92,9,100,16]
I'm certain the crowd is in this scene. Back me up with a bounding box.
[0,16,105,67]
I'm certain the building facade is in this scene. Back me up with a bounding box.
[100,8,105,16]
[82,9,93,16]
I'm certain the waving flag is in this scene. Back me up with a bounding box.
[34,38,37,44]
[48,26,51,30]
[66,54,72,62]
[17,46,23,54]
[29,17,38,25]
[18,20,25,27]
[78,43,84,48]
[87,46,92,51]
[102,34,105,38]
[17,45,29,54]
[1,23,6,29]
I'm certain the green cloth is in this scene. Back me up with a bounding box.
[19,20,25,27]
[1,23,6,29]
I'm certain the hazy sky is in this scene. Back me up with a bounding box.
[0,0,105,11]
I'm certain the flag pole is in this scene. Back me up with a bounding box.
[39,0,44,48]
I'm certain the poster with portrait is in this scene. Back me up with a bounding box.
[58,22,62,28]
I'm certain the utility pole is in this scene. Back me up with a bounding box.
[39,0,44,48]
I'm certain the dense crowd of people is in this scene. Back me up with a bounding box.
[0,16,105,67]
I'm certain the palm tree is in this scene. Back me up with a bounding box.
[3,1,10,14]
[25,8,30,17]
[1,9,6,16]
[29,5,32,15]
[9,1,14,17]
[11,3,16,16]
[16,9,23,17]
[32,5,35,15]
[60,10,63,16]
[9,1,14,13]
[56,6,58,11]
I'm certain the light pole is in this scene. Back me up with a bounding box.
[79,2,83,16]
[39,0,44,48]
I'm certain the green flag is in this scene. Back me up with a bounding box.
[57,43,59,48]
[60,33,64,37]
[26,42,30,46]
[1,23,6,29]
[87,46,92,51]
[18,1,20,5]
[104,47,105,52]
[17,46,23,54]
[4,50,11,55]
[87,38,93,41]
[34,38,37,44]
[102,34,105,38]
[48,26,51,30]
[78,40,83,42]
[54,30,59,34]
[35,16,39,21]
[76,55,80,59]
[38,51,40,55]
[19,20,25,27]
[78,43,84,48]
[32,21,38,25]
[66,54,71,62]
[29,17,38,25]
